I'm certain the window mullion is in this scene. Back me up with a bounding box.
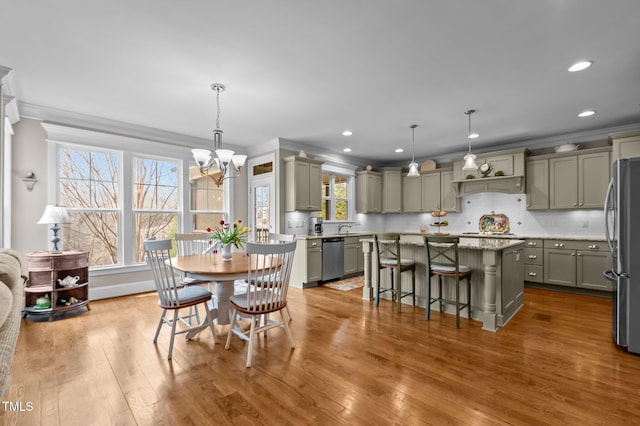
[121,152,133,266]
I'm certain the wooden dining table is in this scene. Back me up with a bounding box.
[170,251,279,339]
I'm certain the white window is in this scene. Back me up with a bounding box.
[45,123,231,271]
[321,172,353,221]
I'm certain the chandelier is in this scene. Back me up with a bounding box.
[191,83,247,186]
[462,109,479,173]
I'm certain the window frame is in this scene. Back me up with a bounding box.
[42,123,231,274]
[320,167,355,223]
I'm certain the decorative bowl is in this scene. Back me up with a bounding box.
[555,143,580,153]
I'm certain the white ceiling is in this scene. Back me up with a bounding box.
[3,0,640,164]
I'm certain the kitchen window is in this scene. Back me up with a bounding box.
[321,173,353,221]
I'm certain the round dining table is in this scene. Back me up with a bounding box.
[170,252,251,332]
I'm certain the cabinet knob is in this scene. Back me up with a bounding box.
[588,244,599,249]
[529,272,537,277]
[573,203,577,207]
[554,243,564,248]
[577,253,582,256]
[571,252,576,256]
[528,255,537,259]
[579,202,583,206]
[527,204,531,208]
[528,242,537,246]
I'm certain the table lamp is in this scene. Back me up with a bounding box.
[37,205,69,251]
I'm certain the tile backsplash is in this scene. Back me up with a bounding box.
[284,192,605,238]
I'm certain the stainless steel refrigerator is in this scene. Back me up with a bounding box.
[604,158,640,354]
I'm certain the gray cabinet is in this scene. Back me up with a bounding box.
[546,149,610,210]
[402,170,456,213]
[381,168,402,213]
[356,235,370,273]
[523,239,543,283]
[290,238,323,288]
[284,156,323,212]
[344,236,359,275]
[501,246,524,316]
[440,170,461,213]
[578,152,610,209]
[356,171,382,213]
[549,156,578,209]
[402,176,422,212]
[526,159,549,210]
[610,130,640,161]
[542,239,611,290]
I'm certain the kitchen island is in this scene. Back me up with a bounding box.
[361,235,526,331]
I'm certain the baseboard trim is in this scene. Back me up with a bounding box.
[89,280,156,300]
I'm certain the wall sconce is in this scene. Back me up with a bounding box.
[22,172,38,192]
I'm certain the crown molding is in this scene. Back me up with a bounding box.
[19,101,243,154]
[278,138,361,170]
[2,96,20,124]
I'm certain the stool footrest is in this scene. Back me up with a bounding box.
[429,297,469,312]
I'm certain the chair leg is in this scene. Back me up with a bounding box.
[285,305,293,322]
[225,307,238,349]
[467,277,472,319]
[375,269,380,307]
[412,268,416,306]
[246,314,257,368]
[280,310,295,349]
[438,276,443,312]
[455,277,460,329]
[395,269,401,313]
[426,275,432,320]
[154,310,167,343]
[204,301,217,343]
[168,310,179,360]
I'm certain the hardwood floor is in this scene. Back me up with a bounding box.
[3,282,640,425]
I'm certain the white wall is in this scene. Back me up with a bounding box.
[285,192,605,238]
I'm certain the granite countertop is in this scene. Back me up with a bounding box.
[293,231,605,242]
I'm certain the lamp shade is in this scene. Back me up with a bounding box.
[215,149,235,164]
[407,161,420,177]
[462,153,478,173]
[37,205,69,225]
[191,149,212,167]
[232,154,247,169]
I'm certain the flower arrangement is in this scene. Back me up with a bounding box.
[207,218,250,251]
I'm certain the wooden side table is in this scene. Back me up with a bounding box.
[23,250,90,321]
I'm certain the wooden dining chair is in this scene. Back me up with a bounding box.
[175,232,215,324]
[423,235,473,328]
[374,233,416,312]
[225,240,297,367]
[144,239,217,360]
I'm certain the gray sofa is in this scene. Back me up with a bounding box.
[0,248,26,396]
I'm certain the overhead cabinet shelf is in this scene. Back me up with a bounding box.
[450,175,525,196]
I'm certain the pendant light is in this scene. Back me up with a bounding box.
[407,124,420,177]
[191,83,247,186]
[462,109,479,173]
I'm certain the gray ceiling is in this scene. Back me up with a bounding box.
[3,1,640,164]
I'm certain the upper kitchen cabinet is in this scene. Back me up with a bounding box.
[284,155,324,211]
[525,158,549,210]
[451,148,527,196]
[402,169,460,213]
[610,130,640,161]
[356,170,382,213]
[527,147,610,210]
[549,148,610,209]
[380,167,402,213]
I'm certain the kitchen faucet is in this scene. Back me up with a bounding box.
[338,223,352,234]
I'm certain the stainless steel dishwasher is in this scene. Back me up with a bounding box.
[322,237,344,281]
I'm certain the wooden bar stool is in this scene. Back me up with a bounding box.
[374,233,416,312]
[423,235,472,328]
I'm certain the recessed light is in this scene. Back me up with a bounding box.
[578,110,596,117]
[342,130,353,136]
[568,61,593,72]
[343,148,352,152]
[468,132,479,139]
[395,148,404,153]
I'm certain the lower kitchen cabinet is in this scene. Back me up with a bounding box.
[542,239,612,290]
[290,239,323,288]
[523,239,544,283]
[502,246,524,316]
[344,236,359,275]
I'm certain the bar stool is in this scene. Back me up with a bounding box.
[423,235,472,328]
[374,233,416,312]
